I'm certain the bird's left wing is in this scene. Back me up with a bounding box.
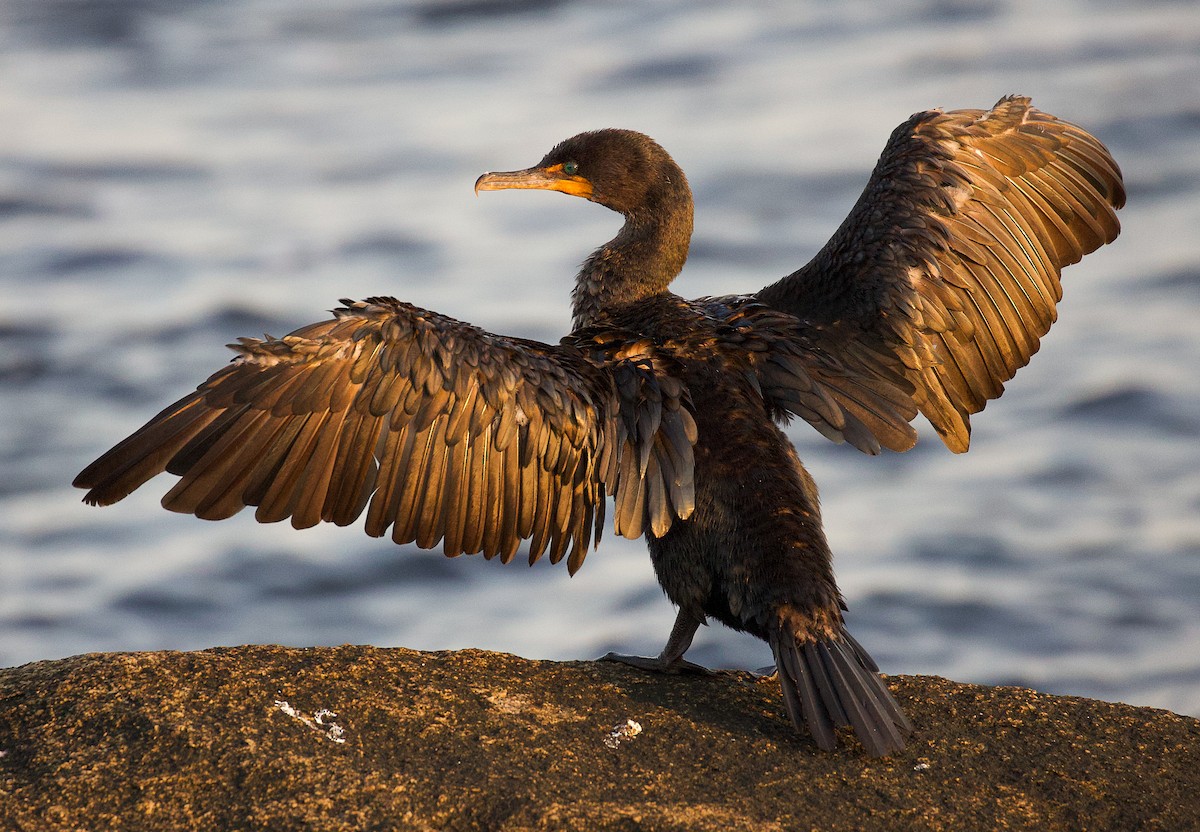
[74,297,696,574]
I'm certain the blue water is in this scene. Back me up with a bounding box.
[2,0,1199,718]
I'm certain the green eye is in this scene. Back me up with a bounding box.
[563,161,579,176]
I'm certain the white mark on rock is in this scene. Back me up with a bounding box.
[274,700,347,744]
[913,762,931,772]
[604,718,643,749]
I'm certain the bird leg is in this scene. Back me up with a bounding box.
[598,608,711,675]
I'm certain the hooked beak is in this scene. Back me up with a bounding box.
[474,163,594,199]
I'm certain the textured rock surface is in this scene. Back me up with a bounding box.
[1,645,1197,831]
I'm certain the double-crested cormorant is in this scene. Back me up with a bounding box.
[75,96,1123,756]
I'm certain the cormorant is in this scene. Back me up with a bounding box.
[74,96,1124,756]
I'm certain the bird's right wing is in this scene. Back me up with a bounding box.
[710,297,921,455]
[74,297,696,575]
[756,96,1124,452]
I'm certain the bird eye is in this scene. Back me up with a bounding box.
[563,161,579,176]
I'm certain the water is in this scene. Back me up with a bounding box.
[2,0,1198,717]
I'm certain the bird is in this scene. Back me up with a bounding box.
[74,95,1124,756]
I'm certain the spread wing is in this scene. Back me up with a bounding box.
[710,297,920,456]
[755,95,1125,452]
[74,297,697,574]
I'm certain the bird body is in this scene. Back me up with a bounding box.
[75,97,1124,756]
[578,292,836,631]
[571,289,913,753]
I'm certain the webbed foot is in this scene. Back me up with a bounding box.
[597,608,710,675]
[598,651,713,675]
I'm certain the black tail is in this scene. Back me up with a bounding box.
[771,629,911,756]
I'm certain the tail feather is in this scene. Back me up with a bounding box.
[840,629,878,670]
[845,631,912,732]
[808,642,852,727]
[776,641,837,752]
[772,630,911,756]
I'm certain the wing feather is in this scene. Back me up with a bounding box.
[252,411,331,524]
[710,301,920,454]
[324,410,383,526]
[412,414,451,551]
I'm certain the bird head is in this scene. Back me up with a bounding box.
[475,129,689,220]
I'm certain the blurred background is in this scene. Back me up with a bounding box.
[2,0,1198,717]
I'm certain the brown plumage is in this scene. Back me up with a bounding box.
[75,96,1124,756]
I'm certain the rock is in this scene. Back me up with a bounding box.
[1,645,1196,831]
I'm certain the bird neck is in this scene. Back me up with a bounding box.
[571,199,693,329]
